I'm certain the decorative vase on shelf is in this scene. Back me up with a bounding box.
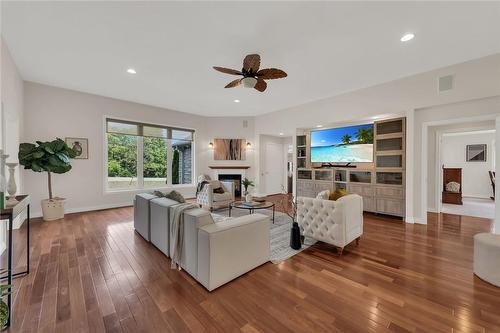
[6,162,18,206]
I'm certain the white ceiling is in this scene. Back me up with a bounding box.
[3,1,500,117]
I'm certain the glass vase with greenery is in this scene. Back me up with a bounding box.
[242,177,254,195]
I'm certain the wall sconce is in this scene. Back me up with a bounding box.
[246,142,252,148]
[208,142,214,149]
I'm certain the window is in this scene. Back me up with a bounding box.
[105,119,194,191]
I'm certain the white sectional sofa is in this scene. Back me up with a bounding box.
[136,194,270,291]
[297,194,363,253]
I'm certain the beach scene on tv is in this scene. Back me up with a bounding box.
[311,124,374,163]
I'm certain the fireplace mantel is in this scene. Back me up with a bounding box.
[209,166,250,169]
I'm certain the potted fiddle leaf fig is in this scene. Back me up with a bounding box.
[18,138,77,221]
[0,270,12,330]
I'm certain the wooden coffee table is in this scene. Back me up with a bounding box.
[229,201,275,224]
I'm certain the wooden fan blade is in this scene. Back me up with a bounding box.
[224,79,241,88]
[257,68,287,80]
[213,66,242,75]
[243,54,260,73]
[254,78,267,92]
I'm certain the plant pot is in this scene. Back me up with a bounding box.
[41,198,66,221]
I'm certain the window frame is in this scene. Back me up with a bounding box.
[103,116,195,194]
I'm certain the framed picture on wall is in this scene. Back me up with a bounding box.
[466,144,487,162]
[65,137,89,159]
[213,138,246,160]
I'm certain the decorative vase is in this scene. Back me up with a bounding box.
[41,198,66,221]
[290,221,301,250]
[245,193,253,202]
[5,162,18,207]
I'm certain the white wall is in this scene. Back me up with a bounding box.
[0,38,24,253]
[442,131,495,198]
[199,117,256,181]
[23,82,211,217]
[1,39,23,188]
[255,54,500,137]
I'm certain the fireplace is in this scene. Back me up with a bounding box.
[218,174,242,197]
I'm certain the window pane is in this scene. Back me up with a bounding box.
[107,121,139,135]
[172,129,193,141]
[107,133,138,190]
[143,126,168,139]
[172,139,192,185]
[143,137,168,188]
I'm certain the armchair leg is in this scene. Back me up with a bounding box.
[356,237,360,246]
[337,247,344,256]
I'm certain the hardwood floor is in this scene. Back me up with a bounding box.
[3,202,500,332]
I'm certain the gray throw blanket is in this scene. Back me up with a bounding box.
[169,202,199,269]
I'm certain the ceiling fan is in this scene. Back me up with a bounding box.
[213,54,287,92]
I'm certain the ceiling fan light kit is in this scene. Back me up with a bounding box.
[213,54,287,92]
[241,77,257,88]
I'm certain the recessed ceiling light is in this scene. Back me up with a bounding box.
[234,99,240,103]
[126,68,137,74]
[400,33,415,42]
[279,132,284,136]
[316,125,323,128]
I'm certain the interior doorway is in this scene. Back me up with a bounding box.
[432,123,495,219]
[260,135,293,196]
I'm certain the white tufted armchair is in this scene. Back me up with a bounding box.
[297,194,363,254]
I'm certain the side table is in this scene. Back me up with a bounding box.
[0,195,30,328]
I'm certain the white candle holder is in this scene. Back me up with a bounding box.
[6,162,18,206]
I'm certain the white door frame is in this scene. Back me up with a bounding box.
[421,113,499,225]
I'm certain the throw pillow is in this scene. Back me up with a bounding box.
[165,190,186,203]
[329,189,349,201]
[153,190,167,198]
[316,190,330,200]
[213,187,225,194]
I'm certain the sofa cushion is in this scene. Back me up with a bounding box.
[213,192,232,202]
[153,190,186,203]
[209,180,222,188]
[316,190,330,200]
[210,213,233,223]
[213,187,225,194]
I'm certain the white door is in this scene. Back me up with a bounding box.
[264,142,284,195]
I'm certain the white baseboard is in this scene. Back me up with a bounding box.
[427,207,438,213]
[31,202,133,219]
[404,215,427,224]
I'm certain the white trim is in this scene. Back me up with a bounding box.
[30,202,134,219]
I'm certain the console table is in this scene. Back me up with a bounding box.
[0,195,30,328]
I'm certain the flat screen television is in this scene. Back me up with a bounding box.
[310,124,374,163]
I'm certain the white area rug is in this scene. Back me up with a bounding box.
[214,207,316,263]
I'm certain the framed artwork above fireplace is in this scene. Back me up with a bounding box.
[214,138,246,160]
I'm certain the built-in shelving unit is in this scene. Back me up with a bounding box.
[296,117,406,219]
[296,135,307,169]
